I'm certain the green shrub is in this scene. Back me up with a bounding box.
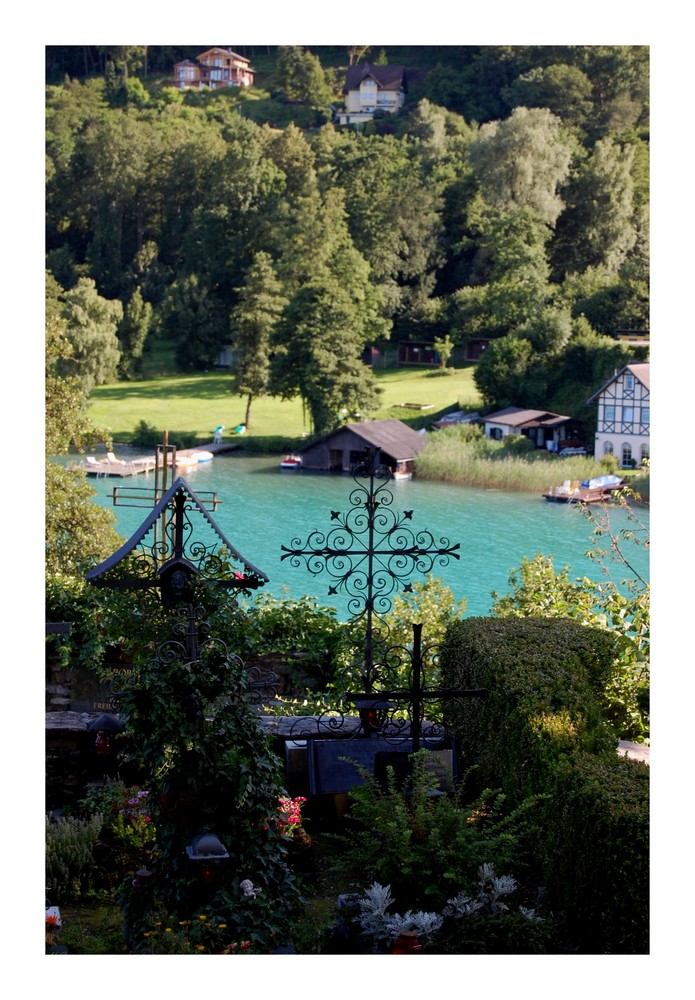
[130,420,199,449]
[440,618,649,952]
[329,751,545,913]
[546,751,649,953]
[130,420,161,448]
[441,618,618,796]
[46,813,104,900]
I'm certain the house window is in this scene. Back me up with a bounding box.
[622,406,634,424]
[604,404,615,424]
[640,444,649,462]
[625,374,635,392]
[641,406,650,424]
[603,441,614,455]
[621,443,632,467]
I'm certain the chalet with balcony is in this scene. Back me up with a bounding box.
[588,362,650,467]
[337,63,407,125]
[173,48,254,89]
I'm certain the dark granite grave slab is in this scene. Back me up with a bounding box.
[308,738,453,795]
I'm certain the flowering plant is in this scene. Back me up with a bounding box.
[45,908,62,949]
[140,909,257,954]
[78,781,155,849]
[277,796,307,838]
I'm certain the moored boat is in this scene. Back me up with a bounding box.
[543,473,624,504]
[175,455,199,469]
[280,455,302,470]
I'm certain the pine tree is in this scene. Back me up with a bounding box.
[230,253,287,429]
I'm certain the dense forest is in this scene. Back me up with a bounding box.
[46,44,649,436]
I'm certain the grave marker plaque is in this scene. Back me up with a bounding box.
[308,737,453,795]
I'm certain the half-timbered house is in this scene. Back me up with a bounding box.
[588,362,650,467]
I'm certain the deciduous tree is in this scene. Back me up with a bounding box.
[468,106,573,226]
[59,276,122,393]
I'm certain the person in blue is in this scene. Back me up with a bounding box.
[214,424,224,443]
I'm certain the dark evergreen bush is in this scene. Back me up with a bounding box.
[441,617,649,953]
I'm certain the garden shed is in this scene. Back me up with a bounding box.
[297,419,426,475]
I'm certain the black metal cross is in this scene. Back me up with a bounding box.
[280,448,460,690]
[345,623,487,751]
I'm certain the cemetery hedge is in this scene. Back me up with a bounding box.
[440,617,649,954]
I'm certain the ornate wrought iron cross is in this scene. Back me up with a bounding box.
[280,448,460,692]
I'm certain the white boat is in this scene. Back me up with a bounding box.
[392,461,413,480]
[280,455,302,470]
[192,450,214,462]
[175,455,199,469]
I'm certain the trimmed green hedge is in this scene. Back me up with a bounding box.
[441,617,649,953]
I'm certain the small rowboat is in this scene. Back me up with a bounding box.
[192,451,214,462]
[280,455,302,470]
[175,455,199,469]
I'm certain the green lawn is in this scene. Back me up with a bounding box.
[87,364,481,447]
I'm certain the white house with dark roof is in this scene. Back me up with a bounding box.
[481,407,580,452]
[588,362,650,467]
[337,64,407,124]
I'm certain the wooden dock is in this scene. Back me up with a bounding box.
[82,441,241,477]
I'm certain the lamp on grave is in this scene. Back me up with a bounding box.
[352,700,392,736]
[185,830,230,887]
[159,558,198,607]
[87,713,124,757]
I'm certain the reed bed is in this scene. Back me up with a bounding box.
[414,428,604,493]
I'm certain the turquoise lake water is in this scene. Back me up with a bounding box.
[80,452,650,620]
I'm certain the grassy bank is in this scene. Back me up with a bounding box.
[87,365,480,446]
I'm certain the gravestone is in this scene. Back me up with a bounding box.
[68,663,132,713]
[308,737,454,795]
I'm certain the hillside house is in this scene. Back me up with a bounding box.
[482,407,580,452]
[337,63,407,125]
[587,362,650,467]
[297,419,426,475]
[173,48,254,89]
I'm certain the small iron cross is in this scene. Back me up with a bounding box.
[345,623,487,750]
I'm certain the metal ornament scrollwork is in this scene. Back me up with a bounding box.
[281,449,460,687]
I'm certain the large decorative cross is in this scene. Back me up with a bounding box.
[280,448,460,692]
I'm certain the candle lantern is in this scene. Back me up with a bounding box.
[185,831,230,887]
[86,713,124,756]
[353,700,392,736]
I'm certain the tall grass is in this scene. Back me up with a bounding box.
[415,427,604,493]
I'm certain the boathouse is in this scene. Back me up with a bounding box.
[297,419,426,475]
